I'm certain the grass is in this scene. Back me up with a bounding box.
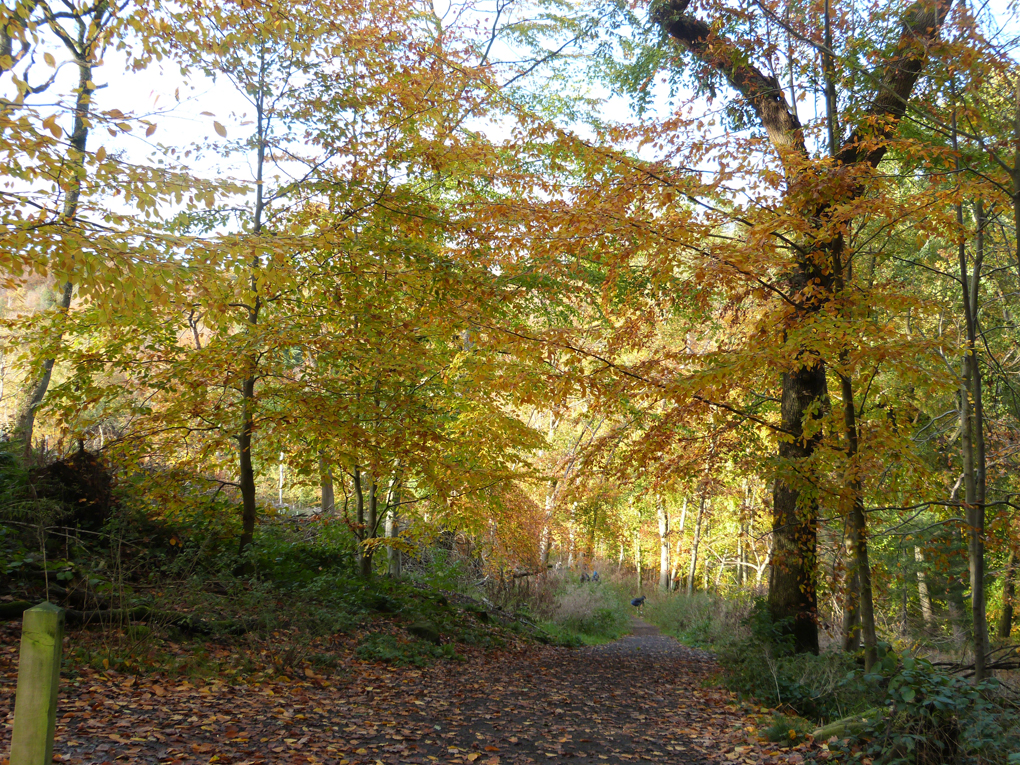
[535,575,632,645]
[641,589,753,648]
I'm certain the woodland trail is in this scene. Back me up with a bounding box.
[1,619,813,765]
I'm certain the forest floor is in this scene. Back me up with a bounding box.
[0,618,819,765]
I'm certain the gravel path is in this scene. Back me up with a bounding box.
[589,618,716,659]
[385,616,732,764]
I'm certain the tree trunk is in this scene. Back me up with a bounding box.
[237,47,269,559]
[841,566,861,652]
[899,587,910,638]
[16,18,98,459]
[237,378,257,556]
[955,173,988,679]
[657,495,670,590]
[841,366,877,670]
[769,364,825,654]
[736,530,744,588]
[540,487,554,567]
[671,496,688,590]
[360,477,377,578]
[567,503,576,569]
[998,551,1016,640]
[319,452,335,515]
[687,492,706,596]
[634,530,642,592]
[654,0,951,656]
[354,467,366,575]
[915,547,934,627]
[385,510,399,576]
[947,572,970,651]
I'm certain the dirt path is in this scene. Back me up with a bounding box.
[1,619,807,765]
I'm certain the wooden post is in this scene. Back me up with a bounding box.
[10,602,64,765]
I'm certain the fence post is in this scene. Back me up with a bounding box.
[10,602,64,765]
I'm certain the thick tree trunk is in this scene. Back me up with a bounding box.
[769,365,825,654]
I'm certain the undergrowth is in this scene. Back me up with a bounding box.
[535,574,632,645]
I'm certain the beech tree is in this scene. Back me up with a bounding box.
[645,0,953,653]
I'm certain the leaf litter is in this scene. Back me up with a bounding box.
[0,620,817,764]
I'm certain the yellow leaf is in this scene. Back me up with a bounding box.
[95,146,107,163]
[42,115,62,138]
[108,108,125,119]
[145,123,157,137]
[213,121,227,138]
[43,51,55,67]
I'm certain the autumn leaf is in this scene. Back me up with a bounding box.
[42,115,62,138]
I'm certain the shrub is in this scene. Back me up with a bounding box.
[718,599,873,722]
[835,655,1019,765]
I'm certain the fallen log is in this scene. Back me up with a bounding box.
[812,707,886,741]
[0,601,34,619]
[1,601,255,635]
